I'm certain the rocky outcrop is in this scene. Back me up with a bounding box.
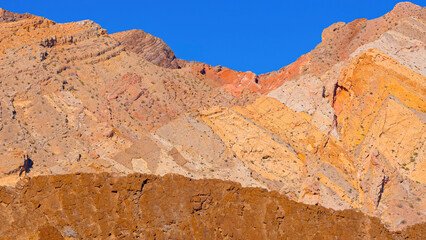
[0,8,32,23]
[260,2,426,94]
[0,173,424,239]
[111,29,182,69]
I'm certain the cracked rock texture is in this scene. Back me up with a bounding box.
[0,173,425,239]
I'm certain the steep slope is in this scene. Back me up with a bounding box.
[262,2,425,93]
[111,29,183,69]
[0,173,424,239]
[268,2,425,132]
[196,94,425,228]
[333,48,425,227]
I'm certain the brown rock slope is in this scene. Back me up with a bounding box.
[0,173,424,239]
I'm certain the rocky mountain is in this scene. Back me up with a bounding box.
[111,29,183,69]
[0,2,424,238]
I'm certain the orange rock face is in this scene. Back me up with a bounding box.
[333,49,426,228]
[0,173,424,239]
[334,49,425,149]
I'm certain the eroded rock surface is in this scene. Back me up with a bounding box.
[111,29,182,69]
[0,173,424,239]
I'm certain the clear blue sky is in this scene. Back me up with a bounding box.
[1,1,424,74]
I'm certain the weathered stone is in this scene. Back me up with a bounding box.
[0,173,423,239]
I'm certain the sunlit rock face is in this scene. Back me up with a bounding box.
[0,2,424,236]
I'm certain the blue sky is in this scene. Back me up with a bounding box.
[1,1,424,74]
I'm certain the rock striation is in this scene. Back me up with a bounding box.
[111,29,182,69]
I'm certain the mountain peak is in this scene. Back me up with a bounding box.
[390,2,425,19]
[393,2,423,11]
[111,29,182,69]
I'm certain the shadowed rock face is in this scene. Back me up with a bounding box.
[111,29,182,69]
[0,173,424,239]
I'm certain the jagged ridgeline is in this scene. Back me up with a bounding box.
[0,173,424,239]
[0,2,425,239]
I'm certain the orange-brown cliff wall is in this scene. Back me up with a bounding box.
[0,173,424,239]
